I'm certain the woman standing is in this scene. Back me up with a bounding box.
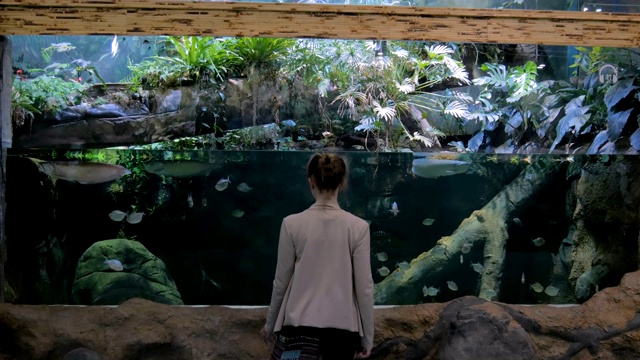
[261,153,374,359]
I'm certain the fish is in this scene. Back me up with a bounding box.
[187,193,194,208]
[532,237,545,247]
[483,289,498,300]
[512,218,522,226]
[423,286,439,297]
[281,119,296,127]
[231,209,245,218]
[109,210,126,222]
[143,160,219,178]
[460,254,464,264]
[432,246,446,257]
[31,158,131,184]
[544,285,559,297]
[111,35,119,57]
[390,202,399,217]
[377,266,390,276]
[470,262,484,273]
[201,266,222,290]
[521,272,526,284]
[396,261,410,271]
[422,218,435,226]
[447,281,458,291]
[215,176,231,191]
[530,282,544,293]
[237,182,253,193]
[126,212,144,224]
[411,158,471,179]
[104,259,123,271]
[461,242,472,254]
[375,252,388,261]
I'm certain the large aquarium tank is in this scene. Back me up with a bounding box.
[3,0,640,309]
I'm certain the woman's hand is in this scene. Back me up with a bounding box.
[354,347,372,359]
[260,326,275,344]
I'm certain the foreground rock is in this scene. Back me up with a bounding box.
[2,270,640,359]
[72,239,183,306]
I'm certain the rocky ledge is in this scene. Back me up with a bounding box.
[1,270,640,360]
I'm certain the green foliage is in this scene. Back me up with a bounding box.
[127,36,238,88]
[230,37,297,77]
[326,41,470,150]
[39,42,106,85]
[12,75,87,118]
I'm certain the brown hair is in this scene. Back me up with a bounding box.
[307,153,348,192]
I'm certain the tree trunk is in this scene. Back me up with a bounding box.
[374,158,566,304]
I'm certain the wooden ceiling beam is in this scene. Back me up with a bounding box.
[1,1,639,47]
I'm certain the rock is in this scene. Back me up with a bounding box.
[575,264,610,302]
[438,300,535,360]
[3,271,640,359]
[63,348,103,360]
[72,239,183,305]
[85,104,127,118]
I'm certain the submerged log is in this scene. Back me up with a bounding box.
[374,158,567,304]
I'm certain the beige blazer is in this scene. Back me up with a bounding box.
[264,200,374,348]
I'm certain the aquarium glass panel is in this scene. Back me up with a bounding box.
[5,33,640,306]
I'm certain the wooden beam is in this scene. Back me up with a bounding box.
[0,1,639,47]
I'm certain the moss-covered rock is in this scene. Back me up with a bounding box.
[72,239,183,305]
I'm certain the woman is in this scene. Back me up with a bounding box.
[261,153,374,359]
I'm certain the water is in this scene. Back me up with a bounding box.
[6,149,637,306]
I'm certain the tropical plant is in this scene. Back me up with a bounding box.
[12,75,87,123]
[40,42,106,85]
[453,61,552,152]
[326,41,470,150]
[452,46,640,154]
[127,36,238,88]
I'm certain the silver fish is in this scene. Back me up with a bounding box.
[377,266,390,276]
[231,209,245,218]
[215,176,231,191]
[32,159,131,184]
[423,286,439,297]
[530,282,544,293]
[104,259,123,271]
[447,281,458,291]
[237,182,253,193]
[126,212,144,224]
[396,261,410,271]
[390,202,399,217]
[411,158,471,179]
[143,160,219,178]
[470,262,484,274]
[544,285,559,296]
[375,252,388,261]
[422,218,435,226]
[532,237,545,247]
[109,210,126,222]
[187,193,194,208]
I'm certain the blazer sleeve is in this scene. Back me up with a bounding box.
[264,218,296,333]
[353,222,374,348]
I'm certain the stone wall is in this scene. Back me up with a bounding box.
[1,270,640,360]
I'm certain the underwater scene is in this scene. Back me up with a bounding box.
[4,149,639,307]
